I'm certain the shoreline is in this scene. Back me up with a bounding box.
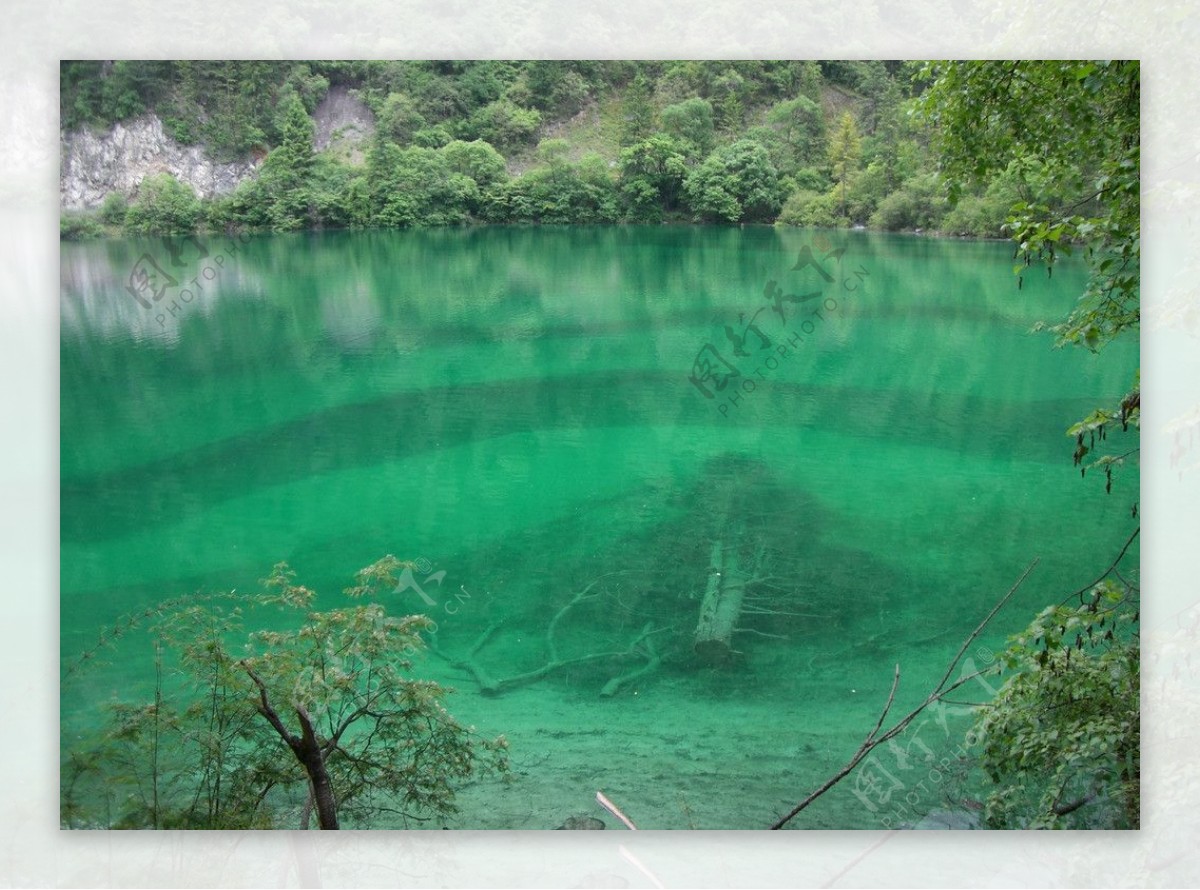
[59,216,1018,245]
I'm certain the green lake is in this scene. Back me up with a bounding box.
[60,225,1139,828]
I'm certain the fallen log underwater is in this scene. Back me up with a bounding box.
[427,574,667,697]
[693,539,747,664]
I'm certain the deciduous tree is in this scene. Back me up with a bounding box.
[683,139,782,223]
[63,558,509,829]
[918,60,1140,488]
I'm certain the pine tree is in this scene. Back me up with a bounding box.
[827,112,862,220]
[620,73,656,147]
[259,93,315,229]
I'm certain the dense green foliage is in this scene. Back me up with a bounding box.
[618,135,689,221]
[62,59,1038,235]
[59,212,107,240]
[919,61,1140,350]
[62,559,508,829]
[975,579,1139,828]
[920,60,1142,486]
[491,146,619,224]
[123,173,202,235]
[683,138,784,222]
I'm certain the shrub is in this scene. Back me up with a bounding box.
[98,192,129,227]
[490,153,618,224]
[941,177,1021,237]
[461,99,541,154]
[974,581,1139,829]
[868,173,946,231]
[125,173,202,235]
[59,212,105,240]
[845,161,891,225]
[776,188,840,228]
[683,139,783,223]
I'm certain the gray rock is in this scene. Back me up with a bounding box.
[60,114,260,210]
[313,85,375,156]
[905,808,982,830]
[556,815,606,830]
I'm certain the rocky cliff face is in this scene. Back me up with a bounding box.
[312,85,375,164]
[60,114,260,210]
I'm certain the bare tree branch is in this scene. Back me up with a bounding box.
[770,664,900,830]
[430,574,666,696]
[242,662,298,749]
[1060,526,1139,606]
[770,558,1039,829]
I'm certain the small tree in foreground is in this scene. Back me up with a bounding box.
[63,557,508,829]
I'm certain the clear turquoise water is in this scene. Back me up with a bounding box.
[60,225,1138,828]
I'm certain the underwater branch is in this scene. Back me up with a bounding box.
[770,557,1040,829]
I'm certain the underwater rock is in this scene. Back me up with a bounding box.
[904,809,981,830]
[556,815,607,830]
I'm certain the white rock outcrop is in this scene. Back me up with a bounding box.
[60,114,260,210]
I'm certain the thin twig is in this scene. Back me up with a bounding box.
[936,560,1039,696]
[1061,527,1139,605]
[770,559,1039,829]
[770,665,901,830]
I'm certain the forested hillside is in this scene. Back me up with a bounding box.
[58,60,1094,240]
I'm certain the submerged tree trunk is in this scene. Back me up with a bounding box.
[693,540,747,664]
